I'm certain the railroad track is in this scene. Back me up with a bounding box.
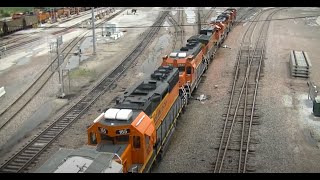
[0,9,170,173]
[167,9,184,50]
[0,9,125,131]
[50,8,110,35]
[203,7,215,23]
[1,7,113,52]
[233,7,259,27]
[213,7,284,173]
[0,34,35,47]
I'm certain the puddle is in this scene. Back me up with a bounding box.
[303,97,313,108]
[171,10,177,16]
[64,36,92,70]
[283,94,293,107]
[304,16,320,27]
[163,21,170,31]
[80,37,93,51]
[0,99,68,152]
[0,51,29,71]
[303,128,319,147]
[0,101,53,151]
[3,73,34,97]
[296,93,320,146]
[140,34,170,77]
[185,8,196,24]
[262,7,274,10]
[65,55,89,70]
[297,93,320,121]
[316,16,320,26]
[15,56,31,66]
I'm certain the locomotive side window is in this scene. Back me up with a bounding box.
[186,67,192,74]
[145,135,151,153]
[145,135,150,146]
[178,66,185,72]
[133,136,141,149]
[101,133,114,144]
[90,132,97,145]
[116,135,129,143]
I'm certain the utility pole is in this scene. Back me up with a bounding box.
[91,7,96,55]
[102,25,104,37]
[197,7,201,34]
[56,36,65,98]
[78,44,81,64]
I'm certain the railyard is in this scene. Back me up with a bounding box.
[0,7,320,173]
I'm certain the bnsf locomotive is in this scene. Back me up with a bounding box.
[36,8,236,173]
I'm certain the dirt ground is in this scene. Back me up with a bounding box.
[153,7,320,173]
[2,7,320,173]
[0,9,122,153]
[152,9,244,173]
[255,7,320,173]
[0,7,162,165]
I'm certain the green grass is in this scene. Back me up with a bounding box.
[69,68,96,78]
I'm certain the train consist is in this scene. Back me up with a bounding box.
[36,8,237,173]
[0,7,104,37]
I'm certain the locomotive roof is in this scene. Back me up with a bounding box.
[99,66,179,126]
[169,35,201,58]
[213,12,231,23]
[200,26,217,37]
[201,25,215,31]
[170,34,211,58]
[116,66,177,108]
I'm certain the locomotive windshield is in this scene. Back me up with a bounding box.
[178,66,185,73]
[100,133,129,144]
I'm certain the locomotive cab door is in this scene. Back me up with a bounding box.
[186,65,194,85]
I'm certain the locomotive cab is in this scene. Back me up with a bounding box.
[87,109,156,173]
[162,34,210,93]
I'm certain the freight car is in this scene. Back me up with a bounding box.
[24,15,38,28]
[0,15,38,36]
[12,13,24,20]
[0,7,95,36]
[36,8,237,173]
[0,21,4,36]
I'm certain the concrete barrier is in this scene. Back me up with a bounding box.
[0,86,5,98]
